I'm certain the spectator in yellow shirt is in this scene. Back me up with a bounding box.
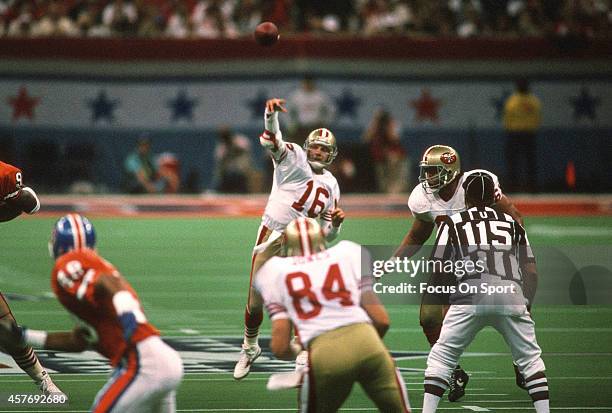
[503,78,541,192]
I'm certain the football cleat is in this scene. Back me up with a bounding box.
[295,350,308,373]
[233,343,262,380]
[514,363,527,390]
[38,371,66,397]
[448,366,469,402]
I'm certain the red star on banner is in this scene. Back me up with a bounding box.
[410,89,442,123]
[7,86,41,121]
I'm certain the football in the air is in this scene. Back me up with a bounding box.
[254,22,279,47]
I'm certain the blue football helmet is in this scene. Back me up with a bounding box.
[49,213,96,259]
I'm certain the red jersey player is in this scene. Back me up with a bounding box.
[0,160,63,395]
[0,214,183,412]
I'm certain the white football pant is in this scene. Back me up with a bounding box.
[91,336,184,413]
[426,305,545,383]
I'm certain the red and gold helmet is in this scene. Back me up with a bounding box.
[284,217,326,257]
[418,145,461,193]
[303,128,338,168]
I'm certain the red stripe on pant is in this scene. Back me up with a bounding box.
[394,368,411,413]
[92,350,139,413]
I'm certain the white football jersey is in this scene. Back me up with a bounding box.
[262,143,340,232]
[408,169,502,224]
[255,240,372,347]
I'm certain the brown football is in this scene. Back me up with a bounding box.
[254,22,279,47]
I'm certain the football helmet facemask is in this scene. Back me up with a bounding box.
[304,128,338,170]
[49,213,96,259]
[284,217,326,257]
[418,145,461,193]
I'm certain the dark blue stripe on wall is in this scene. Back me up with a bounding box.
[1,127,610,192]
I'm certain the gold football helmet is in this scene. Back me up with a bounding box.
[303,128,338,168]
[418,145,461,193]
[284,217,326,257]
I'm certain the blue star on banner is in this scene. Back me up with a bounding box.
[167,90,199,122]
[246,89,268,119]
[335,88,361,119]
[87,90,119,123]
[490,89,511,121]
[570,87,601,122]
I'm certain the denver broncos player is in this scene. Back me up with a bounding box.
[234,98,345,380]
[0,161,64,396]
[0,214,183,412]
[393,145,524,401]
[256,217,410,413]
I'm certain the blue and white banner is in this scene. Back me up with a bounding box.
[1,79,609,130]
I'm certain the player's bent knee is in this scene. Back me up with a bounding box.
[520,358,546,380]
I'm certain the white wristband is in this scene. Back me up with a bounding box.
[264,110,280,134]
[24,329,48,349]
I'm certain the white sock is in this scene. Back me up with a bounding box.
[244,335,258,347]
[422,393,441,413]
[534,399,550,413]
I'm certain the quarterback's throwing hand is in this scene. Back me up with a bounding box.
[331,208,345,227]
[266,98,287,113]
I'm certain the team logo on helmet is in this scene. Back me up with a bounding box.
[418,145,461,193]
[49,213,96,259]
[284,217,326,257]
[440,152,457,165]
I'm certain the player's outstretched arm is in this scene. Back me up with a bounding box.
[0,187,40,222]
[260,98,288,161]
[0,318,91,353]
[270,319,301,360]
[393,218,435,258]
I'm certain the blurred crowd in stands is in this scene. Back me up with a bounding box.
[1,0,610,39]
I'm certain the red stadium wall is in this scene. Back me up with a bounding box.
[1,36,611,61]
[35,194,612,218]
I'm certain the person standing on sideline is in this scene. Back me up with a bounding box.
[287,75,336,145]
[503,78,541,192]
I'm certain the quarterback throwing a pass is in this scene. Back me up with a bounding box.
[234,98,345,380]
[257,217,411,412]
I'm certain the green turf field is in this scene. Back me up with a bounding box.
[1,216,612,412]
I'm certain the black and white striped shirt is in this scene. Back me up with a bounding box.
[432,206,535,284]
